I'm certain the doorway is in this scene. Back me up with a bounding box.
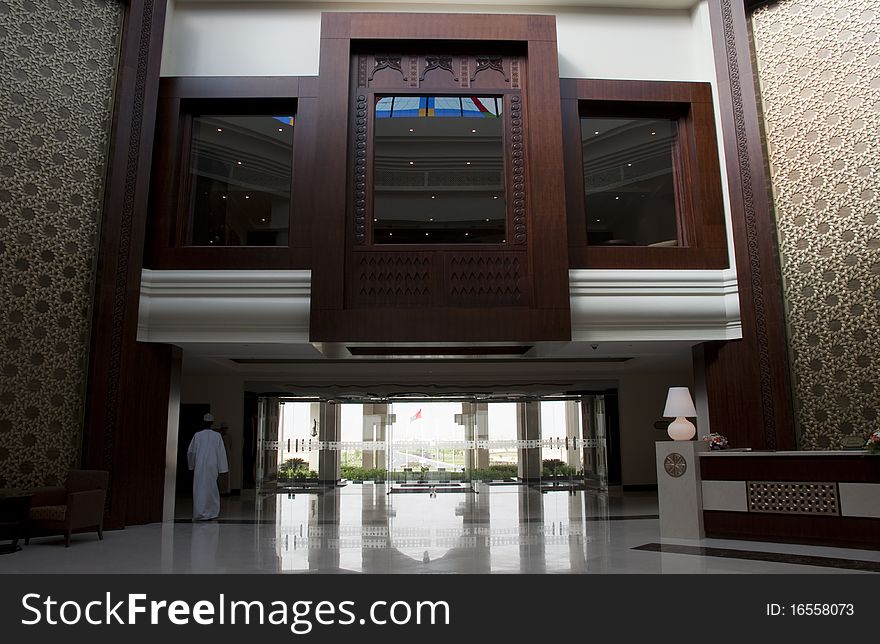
[254,396,612,490]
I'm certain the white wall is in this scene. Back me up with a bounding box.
[162,2,710,81]
[616,352,695,487]
[180,373,246,491]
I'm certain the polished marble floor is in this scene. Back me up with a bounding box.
[3,485,879,574]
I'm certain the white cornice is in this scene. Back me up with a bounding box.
[138,267,741,345]
[569,268,741,341]
[138,270,311,343]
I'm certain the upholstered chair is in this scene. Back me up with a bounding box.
[26,470,109,547]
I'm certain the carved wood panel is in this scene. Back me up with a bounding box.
[445,252,528,307]
[347,250,529,308]
[349,252,434,307]
[360,54,515,92]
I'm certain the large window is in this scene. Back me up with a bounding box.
[147,78,309,270]
[372,95,506,244]
[581,116,680,247]
[562,79,728,270]
[188,112,294,246]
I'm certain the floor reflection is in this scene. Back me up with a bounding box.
[9,485,879,574]
[243,484,658,573]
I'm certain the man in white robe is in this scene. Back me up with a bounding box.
[187,413,229,520]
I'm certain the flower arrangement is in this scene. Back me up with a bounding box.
[866,429,880,454]
[702,433,729,450]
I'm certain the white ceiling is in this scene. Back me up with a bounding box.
[177,1,699,10]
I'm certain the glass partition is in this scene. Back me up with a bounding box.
[581,115,679,247]
[540,400,583,479]
[373,95,506,244]
[258,397,606,487]
[188,113,293,246]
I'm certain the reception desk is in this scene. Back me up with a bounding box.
[699,451,880,550]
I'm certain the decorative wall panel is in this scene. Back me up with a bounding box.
[747,482,840,516]
[446,254,526,306]
[0,0,122,487]
[752,0,880,449]
[350,253,433,307]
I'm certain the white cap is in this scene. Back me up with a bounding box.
[203,413,215,422]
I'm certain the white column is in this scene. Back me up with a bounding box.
[318,402,341,483]
[655,440,709,539]
[516,402,541,481]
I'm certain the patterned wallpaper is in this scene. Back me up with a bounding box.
[751,1,880,448]
[0,0,122,487]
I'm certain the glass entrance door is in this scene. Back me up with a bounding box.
[255,396,280,492]
[581,395,608,490]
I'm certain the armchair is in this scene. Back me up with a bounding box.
[26,470,109,547]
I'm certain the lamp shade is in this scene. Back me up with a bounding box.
[663,387,697,417]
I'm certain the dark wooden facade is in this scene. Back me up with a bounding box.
[81,1,796,526]
[82,0,171,529]
[702,0,796,450]
[309,13,572,343]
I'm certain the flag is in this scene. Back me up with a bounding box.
[410,409,422,423]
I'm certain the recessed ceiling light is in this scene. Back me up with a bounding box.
[389,232,393,236]
[466,161,471,165]
[594,131,599,135]
[409,161,414,165]
[627,163,632,167]
[409,128,414,132]
[615,196,619,200]
[245,195,250,199]
[429,218,434,221]
[236,161,242,165]
[373,218,378,222]
[431,195,436,199]
[651,132,656,135]
[425,232,429,236]
[261,218,266,222]
[596,219,601,222]
[221,195,227,199]
[465,233,469,236]
[216,128,222,132]
[471,129,477,133]
[278,128,283,132]
[493,196,498,199]
[485,218,490,222]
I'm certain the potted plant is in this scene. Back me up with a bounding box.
[866,429,880,454]
[702,433,729,450]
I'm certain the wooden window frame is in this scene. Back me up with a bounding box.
[146,76,317,269]
[309,13,571,343]
[562,78,729,269]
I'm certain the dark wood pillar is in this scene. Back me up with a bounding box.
[702,0,795,450]
[82,0,170,528]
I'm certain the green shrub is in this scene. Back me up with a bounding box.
[541,462,578,477]
[470,465,517,480]
[340,466,387,481]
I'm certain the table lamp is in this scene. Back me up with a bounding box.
[663,387,697,440]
